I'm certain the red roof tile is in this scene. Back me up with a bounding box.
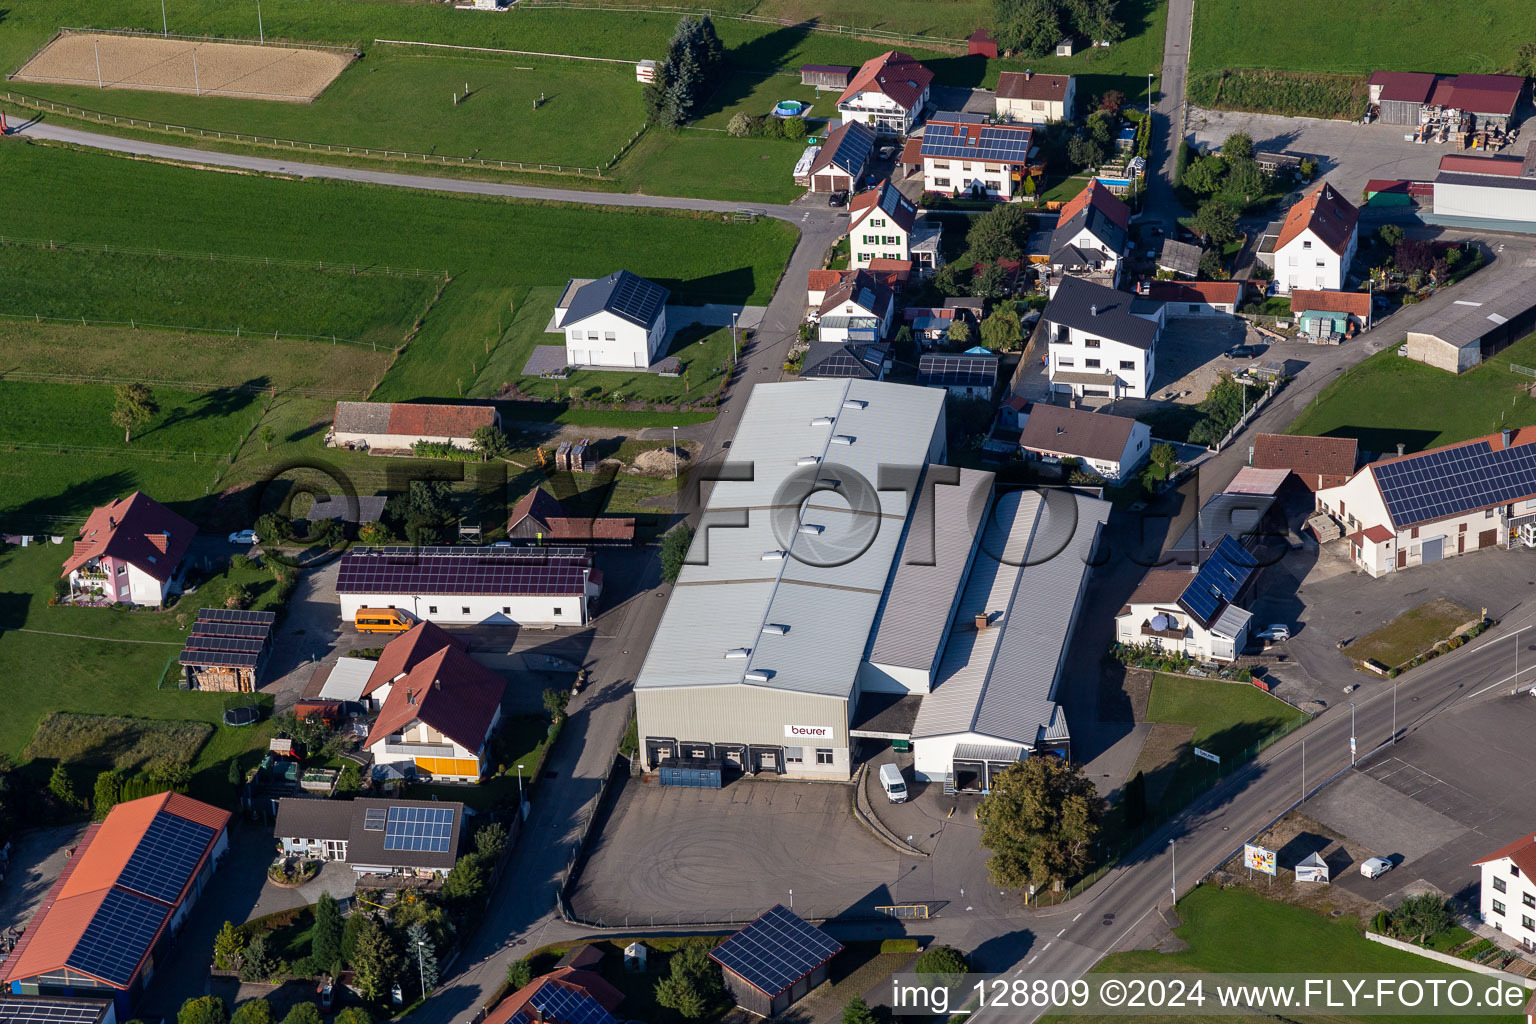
[1056,180,1131,231]
[540,517,636,543]
[1146,281,1243,305]
[1252,434,1359,479]
[1368,71,1436,104]
[1126,568,1192,606]
[365,645,505,752]
[1274,182,1359,256]
[484,969,625,1024]
[60,492,196,584]
[364,621,466,697]
[996,71,1072,103]
[1438,154,1522,176]
[836,50,933,113]
[1364,525,1394,544]
[1473,832,1536,878]
[1288,289,1371,317]
[1442,74,1523,116]
[386,403,497,438]
[808,269,847,294]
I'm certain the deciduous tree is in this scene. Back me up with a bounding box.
[980,308,1024,351]
[178,997,227,1024]
[965,203,1030,261]
[1192,200,1238,246]
[976,756,1104,890]
[661,524,694,583]
[471,425,509,460]
[230,1000,274,1024]
[112,382,158,444]
[1222,131,1254,162]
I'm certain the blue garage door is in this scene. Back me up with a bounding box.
[1422,536,1444,563]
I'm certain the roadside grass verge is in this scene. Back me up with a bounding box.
[1348,599,1477,670]
[1286,330,1536,454]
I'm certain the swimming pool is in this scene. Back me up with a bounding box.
[773,99,805,117]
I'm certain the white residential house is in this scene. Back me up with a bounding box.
[1042,276,1161,400]
[1316,426,1533,576]
[553,270,670,368]
[1145,280,1244,317]
[815,268,895,343]
[847,179,942,270]
[364,642,506,783]
[61,492,196,607]
[1114,539,1259,662]
[918,112,1034,201]
[1018,403,1150,482]
[835,50,934,136]
[1047,181,1130,292]
[1258,181,1360,294]
[995,70,1076,124]
[1474,832,1536,949]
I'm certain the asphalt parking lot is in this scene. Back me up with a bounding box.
[1307,688,1536,908]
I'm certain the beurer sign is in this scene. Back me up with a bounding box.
[785,724,835,740]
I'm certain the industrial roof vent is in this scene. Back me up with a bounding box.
[843,399,868,409]
[830,435,856,445]
[761,623,789,635]
[744,669,774,682]
[797,456,822,466]
[799,523,825,535]
[811,416,835,426]
[724,648,751,659]
[761,550,787,561]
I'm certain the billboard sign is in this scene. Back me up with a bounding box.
[1194,747,1220,764]
[1244,843,1277,876]
[785,724,835,740]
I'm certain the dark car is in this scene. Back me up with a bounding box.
[827,190,849,207]
[1225,344,1257,359]
[223,706,260,727]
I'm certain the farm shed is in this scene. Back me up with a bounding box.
[179,607,275,692]
[331,401,498,451]
[506,487,636,545]
[967,29,998,59]
[799,64,852,89]
[709,905,844,1017]
[1403,266,1536,372]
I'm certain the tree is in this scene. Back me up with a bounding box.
[976,755,1105,890]
[842,996,879,1024]
[966,203,1030,261]
[1395,238,1435,275]
[442,852,490,904]
[337,761,362,794]
[1023,173,1037,198]
[992,0,1065,58]
[1197,248,1227,280]
[340,908,368,965]
[48,763,79,810]
[475,822,510,861]
[946,319,974,348]
[1222,130,1254,162]
[1518,40,1536,78]
[1180,155,1226,196]
[231,1002,275,1024]
[1220,158,1270,210]
[92,769,122,819]
[393,899,455,954]
[1097,89,1126,115]
[223,584,252,611]
[980,308,1024,352]
[543,686,571,720]
[1122,770,1148,828]
[1149,442,1179,478]
[1394,893,1453,944]
[894,324,916,361]
[660,523,694,584]
[350,915,403,1001]
[507,957,534,990]
[178,997,227,1024]
[358,521,395,546]
[915,945,970,976]
[254,511,292,544]
[647,15,727,127]
[1192,200,1238,246]
[655,977,707,1019]
[1067,133,1103,170]
[781,116,807,140]
[240,933,275,982]
[384,480,458,547]
[655,942,722,1020]
[472,425,509,461]
[281,1004,321,1024]
[1085,109,1115,148]
[213,921,246,971]
[312,892,343,973]
[149,759,192,790]
[933,262,972,297]
[406,920,439,993]
[112,382,158,444]
[334,1010,371,1024]
[259,426,277,451]
[726,112,751,137]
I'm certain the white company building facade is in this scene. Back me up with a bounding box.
[1474,832,1536,951]
[336,546,600,626]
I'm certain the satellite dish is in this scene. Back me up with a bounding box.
[1151,614,1169,631]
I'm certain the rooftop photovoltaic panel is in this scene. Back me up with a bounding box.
[918,353,999,388]
[183,635,266,655]
[346,545,589,562]
[189,620,271,641]
[383,804,455,852]
[116,811,217,905]
[1374,440,1536,527]
[920,122,1033,163]
[363,806,388,831]
[0,1001,113,1024]
[709,905,844,997]
[509,984,617,1024]
[608,271,667,326]
[195,607,277,625]
[66,888,169,986]
[828,123,875,172]
[177,648,261,668]
[337,549,590,596]
[1178,535,1258,628]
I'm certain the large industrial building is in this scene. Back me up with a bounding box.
[632,380,1109,790]
[1430,145,1536,232]
[1402,265,1536,373]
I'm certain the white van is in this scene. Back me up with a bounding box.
[879,763,908,803]
[1360,857,1393,879]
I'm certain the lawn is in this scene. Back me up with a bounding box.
[0,243,441,347]
[1,142,797,402]
[1349,599,1477,670]
[617,130,807,204]
[0,379,261,454]
[1189,0,1536,119]
[1041,887,1521,1024]
[1286,330,1536,455]
[691,70,827,130]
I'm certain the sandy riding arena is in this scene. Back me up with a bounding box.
[12,31,356,102]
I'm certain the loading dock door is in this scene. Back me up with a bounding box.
[1480,529,1497,549]
[1422,536,1444,563]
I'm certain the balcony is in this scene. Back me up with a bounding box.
[383,739,455,757]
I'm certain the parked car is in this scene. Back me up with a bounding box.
[828,190,849,207]
[1225,345,1257,359]
[879,763,908,803]
[228,529,259,545]
[1360,857,1393,879]
[878,145,896,159]
[1256,624,1291,642]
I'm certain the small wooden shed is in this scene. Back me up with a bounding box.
[800,64,853,89]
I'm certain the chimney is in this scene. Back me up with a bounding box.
[406,688,415,706]
[1396,443,1405,457]
[1090,304,1099,317]
[1504,428,1514,448]
[975,613,989,631]
[1056,425,1065,435]
[433,678,441,691]
[1024,69,1032,80]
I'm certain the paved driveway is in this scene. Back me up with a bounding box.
[0,824,88,936]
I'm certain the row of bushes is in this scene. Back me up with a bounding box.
[726,113,808,140]
[1381,618,1491,677]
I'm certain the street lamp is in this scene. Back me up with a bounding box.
[1349,701,1357,765]
[1168,838,1176,906]
[416,939,427,997]
[731,311,739,362]
[671,426,679,480]
[160,0,168,37]
[1147,72,1153,110]
[256,0,264,44]
[516,763,525,805]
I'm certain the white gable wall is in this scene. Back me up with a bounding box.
[565,308,668,368]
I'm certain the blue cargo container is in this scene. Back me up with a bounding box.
[658,759,723,788]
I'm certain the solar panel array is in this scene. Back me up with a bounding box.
[1374,440,1536,526]
[919,353,998,388]
[337,551,591,596]
[807,346,880,379]
[116,811,217,905]
[607,271,667,327]
[347,545,589,562]
[510,983,617,1024]
[383,805,455,852]
[191,620,270,641]
[184,635,266,655]
[709,905,844,997]
[0,1001,111,1024]
[921,122,1032,163]
[363,806,389,831]
[1177,535,1258,628]
[67,888,169,986]
[183,607,275,669]
[877,184,911,220]
[828,122,875,174]
[196,607,277,626]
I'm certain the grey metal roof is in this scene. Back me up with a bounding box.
[1050,203,1127,264]
[1019,403,1138,462]
[1169,492,1275,561]
[1404,264,1536,348]
[1436,170,1536,191]
[1043,276,1159,350]
[866,466,994,671]
[634,380,948,699]
[1158,239,1202,276]
[1211,603,1253,640]
[912,488,1109,745]
[333,401,393,434]
[953,741,1025,761]
[561,270,669,330]
[305,495,388,523]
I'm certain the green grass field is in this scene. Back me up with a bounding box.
[1042,887,1521,1024]
[0,379,260,453]
[691,70,826,130]
[1190,0,1536,118]
[1287,331,1536,454]
[1350,599,1476,669]
[0,243,441,346]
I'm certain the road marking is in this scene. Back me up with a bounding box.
[1027,955,1038,964]
[1042,942,1052,952]
[1057,929,1065,936]
[1073,912,1082,922]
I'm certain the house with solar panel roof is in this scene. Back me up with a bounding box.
[0,792,229,1013]
[552,270,669,369]
[0,997,115,1024]
[336,545,599,627]
[1115,535,1261,663]
[918,112,1035,201]
[846,179,942,271]
[1316,426,1536,576]
[274,797,465,877]
[709,904,843,1017]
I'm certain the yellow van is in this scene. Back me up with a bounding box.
[354,608,413,634]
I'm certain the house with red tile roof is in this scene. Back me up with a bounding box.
[995,70,1075,124]
[1145,280,1244,317]
[365,640,507,783]
[0,793,230,1014]
[1316,426,1536,576]
[60,492,195,607]
[483,966,625,1024]
[1257,182,1359,295]
[835,50,933,135]
[506,487,635,546]
[846,179,943,271]
[1252,433,1359,492]
[362,620,466,706]
[1473,831,1536,941]
[331,401,499,452]
[1289,288,1372,339]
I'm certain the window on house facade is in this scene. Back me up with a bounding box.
[934,177,951,187]
[1487,508,1496,518]
[1085,359,1101,368]
[604,331,615,340]
[1303,240,1312,250]
[815,748,834,765]
[1120,360,1135,369]
[502,606,511,614]
[1494,899,1507,915]
[1056,356,1075,367]
[870,217,885,227]
[1288,255,1298,266]
[553,607,562,616]
[986,181,1002,191]
[1085,338,1100,348]
[428,605,438,614]
[1496,876,1508,893]
[785,746,804,764]
[1188,304,1200,313]
[1525,915,1535,932]
[933,161,949,169]
[461,606,470,615]
[1524,893,1535,908]
[1031,100,1045,110]
[1515,865,1523,877]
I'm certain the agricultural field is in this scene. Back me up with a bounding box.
[1189,0,1536,119]
[1286,330,1536,454]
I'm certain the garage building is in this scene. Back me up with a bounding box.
[1430,145,1536,231]
[336,545,599,626]
[1403,267,1536,373]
